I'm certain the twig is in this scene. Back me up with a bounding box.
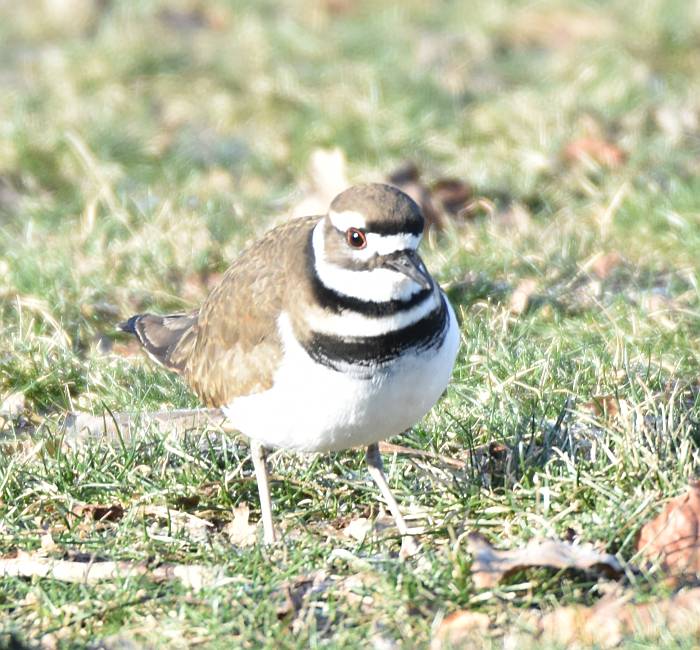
[378,441,467,469]
[0,551,230,590]
[61,408,231,446]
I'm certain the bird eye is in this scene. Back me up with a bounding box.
[345,227,367,249]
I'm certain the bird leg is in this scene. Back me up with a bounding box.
[250,440,277,544]
[365,442,409,536]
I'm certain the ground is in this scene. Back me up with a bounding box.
[1,0,700,647]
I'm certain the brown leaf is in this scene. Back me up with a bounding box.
[343,517,373,542]
[563,137,625,168]
[636,482,700,581]
[71,502,125,523]
[40,531,61,555]
[99,337,144,358]
[431,178,472,217]
[467,533,622,589]
[290,148,350,219]
[431,611,491,650]
[580,394,621,419]
[138,505,214,543]
[640,292,678,330]
[387,162,445,231]
[508,279,538,315]
[494,202,531,232]
[506,7,615,50]
[0,391,26,418]
[538,588,700,647]
[590,251,623,279]
[276,571,330,622]
[223,503,258,547]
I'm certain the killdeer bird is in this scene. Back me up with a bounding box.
[121,183,460,544]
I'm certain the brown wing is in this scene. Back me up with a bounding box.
[181,216,319,407]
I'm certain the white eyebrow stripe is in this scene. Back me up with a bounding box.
[328,209,367,231]
[365,233,421,255]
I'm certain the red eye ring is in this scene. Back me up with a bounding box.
[346,227,367,249]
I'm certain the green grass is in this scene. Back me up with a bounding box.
[1,0,700,647]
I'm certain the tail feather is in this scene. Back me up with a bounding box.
[118,312,198,372]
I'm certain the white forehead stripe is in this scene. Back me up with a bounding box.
[328,209,367,231]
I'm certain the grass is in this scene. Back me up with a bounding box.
[1,0,700,646]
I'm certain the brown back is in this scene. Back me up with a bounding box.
[179,216,319,406]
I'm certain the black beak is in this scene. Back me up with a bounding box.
[381,250,432,290]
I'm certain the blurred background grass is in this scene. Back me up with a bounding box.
[1,0,700,647]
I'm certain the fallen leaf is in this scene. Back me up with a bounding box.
[467,533,622,589]
[40,531,60,555]
[431,611,491,650]
[590,251,623,279]
[636,482,700,581]
[431,178,472,217]
[399,535,421,560]
[138,505,214,543]
[0,391,25,418]
[223,503,258,547]
[654,104,699,144]
[506,7,615,50]
[538,588,700,647]
[639,292,678,330]
[290,148,350,219]
[71,502,125,523]
[494,202,531,232]
[276,570,330,623]
[343,517,373,542]
[563,137,625,168]
[387,162,444,231]
[580,395,621,419]
[508,278,538,315]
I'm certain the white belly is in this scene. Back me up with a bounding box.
[222,301,460,453]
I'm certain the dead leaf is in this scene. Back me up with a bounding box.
[431,611,492,650]
[590,251,623,279]
[223,503,258,547]
[0,391,25,419]
[71,502,125,523]
[431,178,472,217]
[344,517,373,542]
[276,570,330,622]
[640,292,678,330]
[654,104,699,144]
[290,148,350,219]
[509,279,538,315]
[138,505,214,543]
[40,531,60,555]
[494,202,531,232]
[580,395,621,419]
[538,588,700,647]
[636,482,700,581]
[467,533,622,589]
[387,162,444,231]
[563,137,625,168]
[506,7,615,50]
